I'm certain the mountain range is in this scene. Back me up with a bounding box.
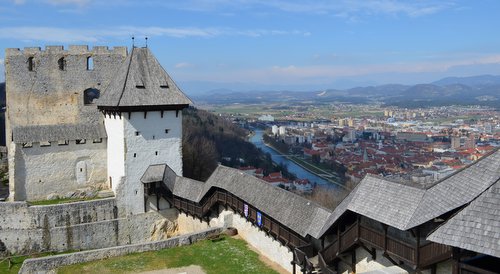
[191,75,500,108]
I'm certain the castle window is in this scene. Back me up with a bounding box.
[133,153,137,158]
[84,88,100,105]
[136,85,145,89]
[87,56,94,70]
[92,138,102,143]
[58,57,66,71]
[135,131,140,136]
[28,57,34,71]
[58,140,69,146]
[160,84,169,89]
[165,129,170,134]
[76,139,86,144]
[155,151,158,156]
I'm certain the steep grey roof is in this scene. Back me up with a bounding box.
[165,165,332,238]
[141,164,167,184]
[12,124,107,143]
[409,149,500,227]
[317,149,500,237]
[427,180,500,257]
[98,47,192,108]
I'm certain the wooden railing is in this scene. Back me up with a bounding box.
[321,220,453,270]
[169,188,308,249]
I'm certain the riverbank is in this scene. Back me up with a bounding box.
[260,138,348,190]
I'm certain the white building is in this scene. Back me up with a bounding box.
[271,125,279,135]
[279,126,286,136]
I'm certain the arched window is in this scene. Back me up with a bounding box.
[87,56,94,70]
[84,88,100,105]
[28,57,34,71]
[58,57,66,71]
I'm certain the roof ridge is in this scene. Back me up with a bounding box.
[116,46,134,107]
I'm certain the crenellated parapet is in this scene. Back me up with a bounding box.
[5,45,127,56]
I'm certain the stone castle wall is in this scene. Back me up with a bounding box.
[4,45,126,128]
[0,198,178,254]
[177,206,294,273]
[5,45,127,201]
[11,140,107,201]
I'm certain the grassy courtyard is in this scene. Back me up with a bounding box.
[57,235,279,274]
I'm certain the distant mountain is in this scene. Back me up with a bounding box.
[432,75,500,86]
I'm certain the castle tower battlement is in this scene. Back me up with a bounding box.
[5,45,128,56]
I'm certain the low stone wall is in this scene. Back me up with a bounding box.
[177,206,293,273]
[19,227,222,274]
[0,199,178,254]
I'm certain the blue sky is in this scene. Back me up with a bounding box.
[1,0,500,93]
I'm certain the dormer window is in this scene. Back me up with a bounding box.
[136,85,145,89]
[58,57,66,71]
[28,57,34,71]
[87,56,94,70]
[160,84,169,89]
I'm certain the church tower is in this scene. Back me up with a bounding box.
[97,47,191,215]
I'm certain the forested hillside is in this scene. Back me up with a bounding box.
[182,107,277,181]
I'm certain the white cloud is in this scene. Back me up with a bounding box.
[154,0,455,17]
[175,62,195,69]
[0,59,4,65]
[182,54,500,85]
[45,0,90,5]
[0,26,308,43]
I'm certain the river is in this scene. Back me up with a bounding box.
[249,130,340,189]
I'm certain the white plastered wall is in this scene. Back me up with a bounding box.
[12,141,107,201]
[104,114,125,192]
[120,110,183,215]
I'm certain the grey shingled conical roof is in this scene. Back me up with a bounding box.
[98,47,192,109]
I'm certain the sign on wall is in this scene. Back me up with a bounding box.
[244,203,249,218]
[257,211,262,227]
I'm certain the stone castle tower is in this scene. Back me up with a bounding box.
[4,45,191,212]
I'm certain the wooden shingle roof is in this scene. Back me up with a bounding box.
[12,124,107,143]
[98,47,192,110]
[427,180,500,257]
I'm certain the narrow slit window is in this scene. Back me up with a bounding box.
[165,129,170,134]
[58,57,66,71]
[28,57,34,71]
[135,131,140,136]
[155,151,158,156]
[133,153,137,158]
[87,56,94,70]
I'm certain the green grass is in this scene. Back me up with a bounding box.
[0,255,28,274]
[57,236,279,274]
[28,196,102,206]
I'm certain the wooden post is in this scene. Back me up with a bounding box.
[337,225,341,254]
[415,227,420,268]
[383,224,388,252]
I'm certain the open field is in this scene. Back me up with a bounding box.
[57,235,279,274]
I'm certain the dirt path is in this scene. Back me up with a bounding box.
[139,265,205,274]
